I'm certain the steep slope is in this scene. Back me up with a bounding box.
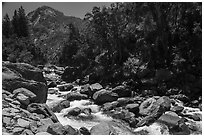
[27,6,87,64]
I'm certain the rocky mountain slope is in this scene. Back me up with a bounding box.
[27,6,87,64]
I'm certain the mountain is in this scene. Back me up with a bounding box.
[27,6,87,64]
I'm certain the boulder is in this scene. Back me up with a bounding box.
[38,118,55,132]
[3,61,46,83]
[117,97,134,107]
[170,106,184,114]
[47,81,57,88]
[157,111,181,128]
[27,103,59,123]
[103,101,119,111]
[125,103,139,115]
[66,92,88,101]
[47,123,65,135]
[80,84,91,96]
[17,118,30,128]
[51,100,70,112]
[90,122,116,135]
[79,127,90,135]
[61,66,80,82]
[139,97,157,116]
[48,87,59,94]
[67,107,81,116]
[64,125,78,135]
[90,83,103,91]
[16,93,30,107]
[2,63,48,103]
[156,96,171,111]
[13,88,37,102]
[111,85,132,97]
[93,89,119,105]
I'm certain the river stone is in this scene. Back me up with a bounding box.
[3,117,11,126]
[83,108,92,115]
[157,96,171,111]
[157,111,181,128]
[103,101,119,111]
[93,89,118,105]
[64,125,79,135]
[139,97,157,116]
[111,85,132,97]
[16,93,30,106]
[66,92,88,101]
[90,83,103,91]
[125,103,139,115]
[48,87,59,94]
[13,127,25,135]
[67,107,81,116]
[79,127,90,135]
[21,129,34,135]
[170,106,184,113]
[38,118,54,132]
[90,122,116,135]
[51,100,70,112]
[17,118,30,128]
[47,123,65,135]
[13,88,37,100]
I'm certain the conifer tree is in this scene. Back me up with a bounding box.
[2,14,12,38]
[18,6,29,37]
[12,10,19,36]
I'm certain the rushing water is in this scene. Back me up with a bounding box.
[46,86,202,135]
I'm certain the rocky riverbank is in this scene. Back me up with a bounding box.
[2,62,202,135]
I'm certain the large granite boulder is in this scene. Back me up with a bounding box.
[2,62,48,103]
[93,89,119,105]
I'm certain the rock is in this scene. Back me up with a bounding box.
[111,85,132,97]
[64,125,79,135]
[157,111,181,128]
[90,122,116,135]
[47,123,65,135]
[83,108,92,115]
[13,127,25,135]
[93,89,118,105]
[170,106,184,113]
[38,118,54,132]
[3,61,46,83]
[21,129,34,135]
[57,83,74,91]
[2,65,48,103]
[13,88,37,101]
[48,88,59,94]
[79,127,90,135]
[67,107,81,116]
[125,103,139,115]
[103,101,119,111]
[29,121,38,134]
[16,93,30,106]
[80,84,91,96]
[27,103,59,123]
[2,89,12,96]
[90,83,103,91]
[156,96,171,111]
[117,97,134,107]
[139,97,157,116]
[66,92,88,101]
[51,100,70,112]
[17,118,30,128]
[3,117,11,126]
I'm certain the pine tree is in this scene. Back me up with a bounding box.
[12,10,19,36]
[2,14,12,38]
[18,6,29,37]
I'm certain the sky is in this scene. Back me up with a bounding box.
[2,2,112,19]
